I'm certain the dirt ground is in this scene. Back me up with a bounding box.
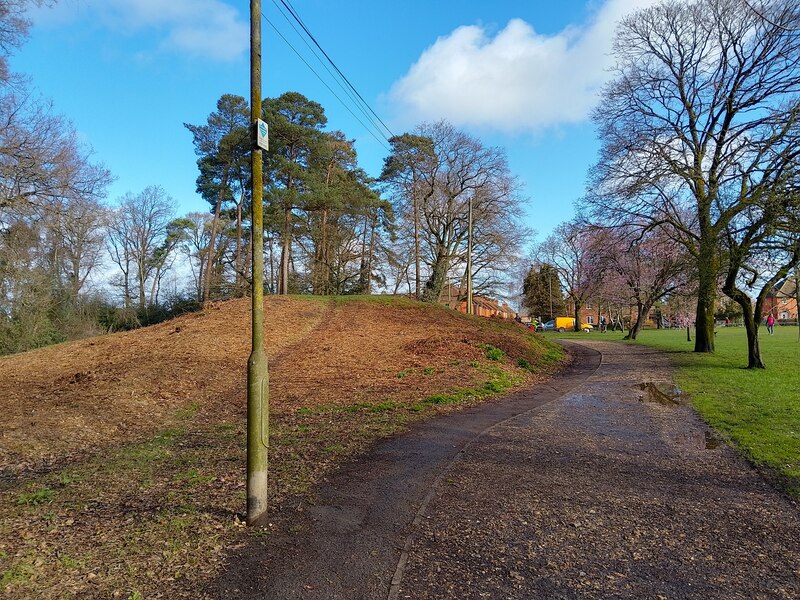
[0,296,552,477]
[398,340,800,599]
[211,341,601,600]
[0,295,559,598]
[209,340,799,600]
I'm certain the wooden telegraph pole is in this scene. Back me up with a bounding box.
[466,196,473,316]
[247,0,269,526]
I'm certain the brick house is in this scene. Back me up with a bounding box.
[572,299,659,329]
[438,284,515,319]
[764,278,798,323]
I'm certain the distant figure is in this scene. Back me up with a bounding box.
[766,313,775,335]
[600,316,607,333]
[725,317,730,327]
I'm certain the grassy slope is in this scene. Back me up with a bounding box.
[0,296,564,599]
[628,327,799,494]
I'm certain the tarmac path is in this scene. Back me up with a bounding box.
[212,340,800,599]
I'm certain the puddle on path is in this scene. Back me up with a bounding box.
[634,383,723,450]
[703,431,721,449]
[637,382,684,406]
[678,430,723,450]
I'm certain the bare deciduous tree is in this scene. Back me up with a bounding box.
[586,0,800,353]
[380,133,437,298]
[1,93,110,212]
[106,186,176,310]
[383,121,529,303]
[47,196,107,299]
[537,221,604,331]
[0,1,51,84]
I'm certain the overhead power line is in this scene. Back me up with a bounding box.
[277,0,395,140]
[261,12,391,152]
[261,0,395,151]
[268,0,391,142]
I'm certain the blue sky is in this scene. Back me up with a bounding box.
[13,0,657,241]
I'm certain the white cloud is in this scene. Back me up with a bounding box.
[31,0,248,62]
[388,0,658,132]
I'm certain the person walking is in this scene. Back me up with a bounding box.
[766,313,775,335]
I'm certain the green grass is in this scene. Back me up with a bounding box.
[1,560,35,588]
[480,344,505,361]
[410,364,522,411]
[172,468,216,486]
[330,294,420,308]
[16,487,55,506]
[629,326,800,495]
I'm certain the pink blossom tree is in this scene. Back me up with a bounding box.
[589,225,692,339]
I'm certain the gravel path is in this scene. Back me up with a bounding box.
[398,340,800,599]
[213,340,799,599]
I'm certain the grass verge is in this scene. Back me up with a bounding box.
[626,326,800,496]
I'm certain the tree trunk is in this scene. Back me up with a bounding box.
[196,247,205,301]
[321,208,329,294]
[122,259,131,309]
[458,262,468,304]
[279,206,291,295]
[148,265,161,306]
[365,214,376,295]
[241,228,251,290]
[573,300,580,332]
[422,249,449,302]
[311,211,325,295]
[694,245,717,352]
[795,275,799,342]
[723,280,766,369]
[137,256,147,311]
[203,183,226,304]
[742,308,765,369]
[358,213,370,293]
[414,194,421,299]
[267,234,275,294]
[235,193,243,295]
[624,302,648,340]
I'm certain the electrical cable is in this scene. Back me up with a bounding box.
[277,0,395,139]
[268,0,390,142]
[279,0,394,138]
[261,13,392,152]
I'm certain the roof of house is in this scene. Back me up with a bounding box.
[437,284,515,315]
[776,278,798,298]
